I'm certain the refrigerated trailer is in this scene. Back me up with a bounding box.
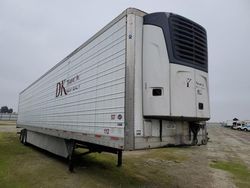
[17,8,210,170]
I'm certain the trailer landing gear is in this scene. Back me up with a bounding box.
[66,140,75,172]
[117,150,122,167]
[66,140,123,172]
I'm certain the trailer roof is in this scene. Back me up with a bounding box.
[20,8,147,94]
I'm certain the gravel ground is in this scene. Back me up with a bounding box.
[124,123,250,188]
[207,124,250,188]
[166,123,250,188]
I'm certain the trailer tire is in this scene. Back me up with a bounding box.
[23,133,27,145]
[19,130,23,143]
[201,139,207,145]
[20,129,27,145]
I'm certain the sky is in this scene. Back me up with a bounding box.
[0,0,249,122]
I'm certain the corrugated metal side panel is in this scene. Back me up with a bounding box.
[18,17,126,140]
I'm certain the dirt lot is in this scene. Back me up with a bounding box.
[0,121,20,133]
[0,122,249,188]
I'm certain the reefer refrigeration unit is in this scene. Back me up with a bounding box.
[17,8,210,169]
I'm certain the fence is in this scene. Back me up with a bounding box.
[0,113,18,121]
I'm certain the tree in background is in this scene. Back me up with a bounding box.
[0,106,13,113]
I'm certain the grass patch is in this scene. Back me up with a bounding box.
[0,132,187,187]
[145,147,188,162]
[210,161,250,188]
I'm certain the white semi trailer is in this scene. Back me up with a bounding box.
[17,8,210,170]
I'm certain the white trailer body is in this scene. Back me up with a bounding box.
[17,8,210,166]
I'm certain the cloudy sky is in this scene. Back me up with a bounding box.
[0,0,249,121]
